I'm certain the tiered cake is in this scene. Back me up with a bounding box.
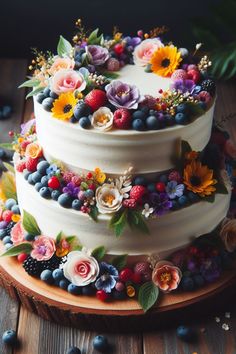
[1,23,235,311]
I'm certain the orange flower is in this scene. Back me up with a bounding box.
[185,151,199,161]
[150,46,182,77]
[183,160,217,197]
[152,261,182,293]
[25,143,42,159]
[56,239,70,257]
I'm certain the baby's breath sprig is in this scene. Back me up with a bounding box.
[73,18,88,45]
[198,55,212,72]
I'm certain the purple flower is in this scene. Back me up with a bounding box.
[63,182,80,197]
[166,181,185,199]
[95,262,119,293]
[86,45,110,66]
[150,192,172,216]
[105,80,141,109]
[124,36,141,48]
[200,258,221,283]
[21,118,36,135]
[170,79,195,93]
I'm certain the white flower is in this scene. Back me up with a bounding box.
[222,323,230,331]
[196,43,203,50]
[215,317,221,323]
[142,203,154,218]
[95,183,123,214]
[225,312,231,319]
[91,107,113,131]
[63,251,99,286]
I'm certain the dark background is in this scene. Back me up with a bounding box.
[0,0,216,58]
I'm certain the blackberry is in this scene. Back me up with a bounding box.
[201,79,216,96]
[40,255,61,271]
[23,256,42,276]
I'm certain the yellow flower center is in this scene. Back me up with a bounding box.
[117,90,128,97]
[104,194,115,205]
[160,272,171,283]
[97,114,109,124]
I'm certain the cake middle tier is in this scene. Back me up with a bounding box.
[35,99,215,175]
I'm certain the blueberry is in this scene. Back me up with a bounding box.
[164,114,175,126]
[36,93,46,104]
[23,171,31,181]
[146,115,160,130]
[59,278,70,290]
[132,110,147,121]
[43,87,51,97]
[159,174,168,183]
[5,198,17,210]
[140,106,149,114]
[147,183,156,192]
[198,101,207,111]
[0,229,8,240]
[156,112,164,122]
[132,118,145,131]
[181,276,195,291]
[193,274,205,288]
[5,243,13,250]
[49,91,58,99]
[41,175,49,187]
[58,193,72,208]
[40,270,54,284]
[52,268,64,281]
[2,105,12,119]
[176,103,187,113]
[112,290,126,300]
[2,329,17,346]
[11,205,20,214]
[24,233,35,241]
[187,191,199,203]
[74,103,91,119]
[35,182,43,192]
[39,187,51,199]
[178,195,188,206]
[70,116,78,124]
[31,171,42,184]
[3,236,12,245]
[176,325,195,342]
[134,176,147,186]
[42,97,54,111]
[149,109,156,116]
[79,117,91,129]
[85,189,94,198]
[67,283,82,295]
[171,200,179,210]
[175,112,187,125]
[72,199,83,210]
[82,285,96,296]
[51,190,61,201]
[0,148,5,158]
[37,160,50,175]
[93,335,109,352]
[27,173,35,185]
[66,346,81,354]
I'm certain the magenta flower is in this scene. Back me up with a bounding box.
[87,45,110,66]
[31,236,56,261]
[105,81,141,109]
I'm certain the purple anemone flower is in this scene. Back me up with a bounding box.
[124,36,141,48]
[63,182,80,197]
[86,45,110,66]
[95,262,119,293]
[150,192,172,216]
[105,80,141,109]
[170,79,195,93]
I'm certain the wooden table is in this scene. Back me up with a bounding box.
[0,59,236,354]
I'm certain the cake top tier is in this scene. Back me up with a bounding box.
[21,21,215,133]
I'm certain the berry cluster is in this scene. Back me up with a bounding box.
[0,198,21,251]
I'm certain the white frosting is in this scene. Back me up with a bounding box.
[35,99,215,175]
[16,172,231,258]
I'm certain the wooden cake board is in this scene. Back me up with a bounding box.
[0,249,236,332]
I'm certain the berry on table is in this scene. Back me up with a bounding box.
[52,268,64,282]
[93,335,109,352]
[113,108,132,129]
[132,118,145,131]
[114,43,124,55]
[72,199,83,210]
[5,198,17,210]
[132,110,147,121]
[67,284,82,295]
[48,176,60,189]
[23,256,42,276]
[43,87,51,97]
[11,204,20,214]
[66,346,81,354]
[82,285,96,296]
[178,195,188,206]
[134,176,147,186]
[51,190,61,201]
[175,113,187,125]
[187,69,201,83]
[24,233,35,241]
[31,171,42,184]
[35,182,43,192]
[119,267,133,282]
[36,93,46,104]
[176,103,188,114]
[73,102,91,119]
[96,290,109,302]
[2,329,17,346]
[181,276,195,291]
[201,79,216,96]
[155,182,166,193]
[84,89,107,112]
[16,161,26,172]
[3,236,12,245]
[122,198,137,209]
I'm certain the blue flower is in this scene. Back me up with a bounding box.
[46,164,58,177]
[166,181,185,199]
[95,262,119,293]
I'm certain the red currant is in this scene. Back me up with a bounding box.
[48,176,60,189]
[87,172,93,179]
[156,182,166,193]
[2,210,13,223]
[17,253,28,263]
[96,290,109,302]
[119,268,133,282]
[8,130,14,137]
[114,43,124,55]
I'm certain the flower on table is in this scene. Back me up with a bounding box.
[10,221,25,245]
[150,45,182,77]
[51,92,78,120]
[95,183,123,214]
[133,38,163,67]
[105,81,141,109]
[63,250,99,286]
[220,218,236,252]
[142,203,154,218]
[170,79,195,93]
[63,182,80,198]
[31,236,56,261]
[166,181,185,199]
[94,167,106,184]
[150,192,172,216]
[95,262,118,293]
[49,56,75,75]
[86,45,110,66]
[91,107,113,131]
[50,69,86,95]
[183,160,217,197]
[152,260,182,292]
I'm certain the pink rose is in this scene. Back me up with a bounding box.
[50,69,86,95]
[133,38,163,67]
[49,56,75,75]
[31,236,56,261]
[152,260,182,293]
[224,139,236,159]
[63,251,99,286]
[11,221,25,245]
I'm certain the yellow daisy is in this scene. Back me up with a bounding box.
[51,92,78,121]
[150,46,182,77]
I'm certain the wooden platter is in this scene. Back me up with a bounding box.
[0,248,235,332]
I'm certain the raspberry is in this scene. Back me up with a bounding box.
[113,109,132,129]
[71,175,82,186]
[129,185,147,201]
[168,170,182,183]
[25,157,38,172]
[16,161,26,173]
[2,210,13,223]
[134,262,151,275]
[84,89,107,112]
[122,198,137,209]
[62,171,75,183]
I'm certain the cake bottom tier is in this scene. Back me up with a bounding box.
[16,172,231,259]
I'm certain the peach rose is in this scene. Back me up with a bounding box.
[50,69,86,95]
[11,221,25,245]
[152,260,182,293]
[133,38,163,67]
[220,218,236,252]
[25,143,42,159]
[31,236,56,261]
[224,139,236,159]
[49,56,75,75]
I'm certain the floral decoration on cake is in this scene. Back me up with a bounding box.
[20,19,215,131]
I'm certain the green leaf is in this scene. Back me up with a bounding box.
[0,143,13,150]
[56,231,63,244]
[111,254,128,270]
[1,243,33,257]
[138,282,159,312]
[127,210,150,235]
[3,162,15,174]
[26,86,44,99]
[102,71,120,79]
[91,246,106,260]
[1,172,17,200]
[22,210,41,236]
[57,35,73,57]
[66,235,77,244]
[109,209,128,237]
[18,78,40,88]
[89,206,98,222]
[87,28,104,45]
